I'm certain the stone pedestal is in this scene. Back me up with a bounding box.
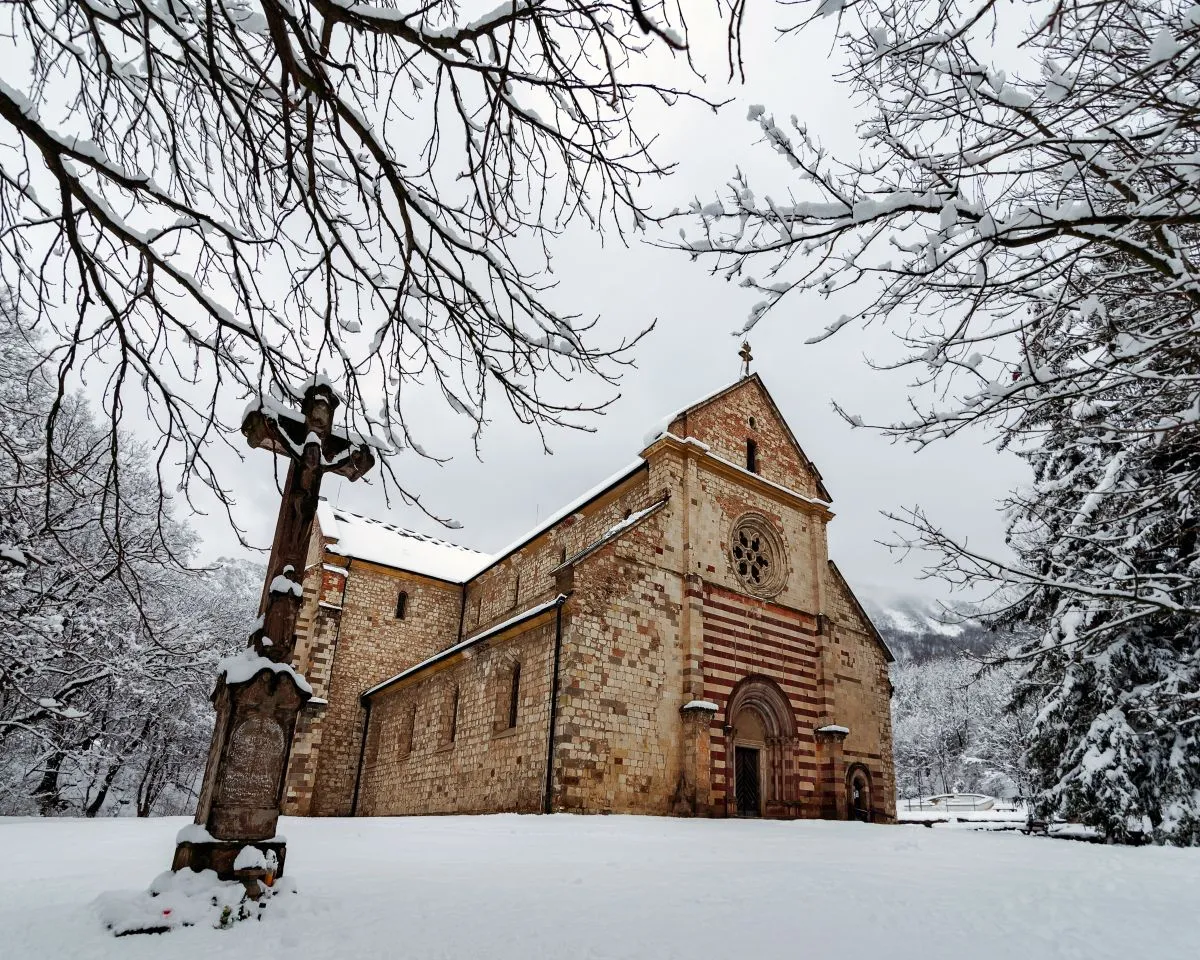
[172,837,288,881]
[173,667,310,881]
[815,724,849,820]
[675,700,717,816]
[170,383,372,889]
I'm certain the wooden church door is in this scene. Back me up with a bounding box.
[735,746,761,817]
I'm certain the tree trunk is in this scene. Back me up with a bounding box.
[33,749,65,815]
[85,760,124,817]
[136,750,165,818]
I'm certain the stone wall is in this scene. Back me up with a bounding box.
[700,583,823,816]
[359,619,557,815]
[305,560,463,816]
[281,522,338,815]
[553,503,685,814]
[667,377,826,502]
[461,465,652,637]
[682,456,829,628]
[353,467,670,816]
[824,563,896,821]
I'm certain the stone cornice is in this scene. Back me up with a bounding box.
[643,434,835,522]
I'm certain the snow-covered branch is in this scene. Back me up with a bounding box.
[684,0,1200,844]
[0,0,715,538]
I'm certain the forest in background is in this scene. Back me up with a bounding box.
[1,308,263,816]
[870,597,1031,802]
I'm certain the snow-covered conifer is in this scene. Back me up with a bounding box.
[683,0,1200,841]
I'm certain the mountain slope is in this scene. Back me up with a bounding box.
[861,592,995,663]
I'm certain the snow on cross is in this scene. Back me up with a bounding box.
[165,382,375,911]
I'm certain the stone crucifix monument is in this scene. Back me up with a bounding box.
[173,381,375,884]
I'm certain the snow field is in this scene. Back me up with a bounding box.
[1,814,1197,959]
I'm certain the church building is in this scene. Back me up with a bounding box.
[282,374,896,822]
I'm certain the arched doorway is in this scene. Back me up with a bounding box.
[724,676,797,818]
[846,765,872,822]
[731,707,765,817]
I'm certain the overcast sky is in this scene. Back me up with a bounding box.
[195,7,1028,603]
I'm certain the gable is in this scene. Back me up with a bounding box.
[665,375,831,502]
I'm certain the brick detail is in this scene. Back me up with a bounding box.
[288,551,465,816]
[701,584,821,818]
[553,505,684,815]
[667,377,824,500]
[823,566,896,821]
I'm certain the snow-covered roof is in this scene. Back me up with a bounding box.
[556,496,669,570]
[317,501,491,583]
[363,594,568,700]
[485,458,647,565]
[315,458,647,587]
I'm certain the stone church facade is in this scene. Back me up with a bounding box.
[281,375,896,822]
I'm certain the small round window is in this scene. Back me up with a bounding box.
[728,514,787,597]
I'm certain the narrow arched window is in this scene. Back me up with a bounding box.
[395,590,408,619]
[746,438,758,474]
[448,687,459,743]
[508,662,521,729]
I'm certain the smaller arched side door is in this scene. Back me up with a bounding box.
[846,765,872,822]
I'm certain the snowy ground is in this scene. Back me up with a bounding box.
[3,814,1198,959]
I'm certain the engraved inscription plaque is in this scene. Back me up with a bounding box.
[220,715,286,808]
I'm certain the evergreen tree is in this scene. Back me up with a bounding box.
[682,0,1200,843]
[992,274,1200,843]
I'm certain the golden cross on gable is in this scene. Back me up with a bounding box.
[739,340,753,378]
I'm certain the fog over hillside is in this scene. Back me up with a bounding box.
[866,591,1031,801]
[861,593,997,664]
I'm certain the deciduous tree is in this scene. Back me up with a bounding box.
[1,0,716,538]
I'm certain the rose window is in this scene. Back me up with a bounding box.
[733,528,770,586]
[728,515,786,597]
